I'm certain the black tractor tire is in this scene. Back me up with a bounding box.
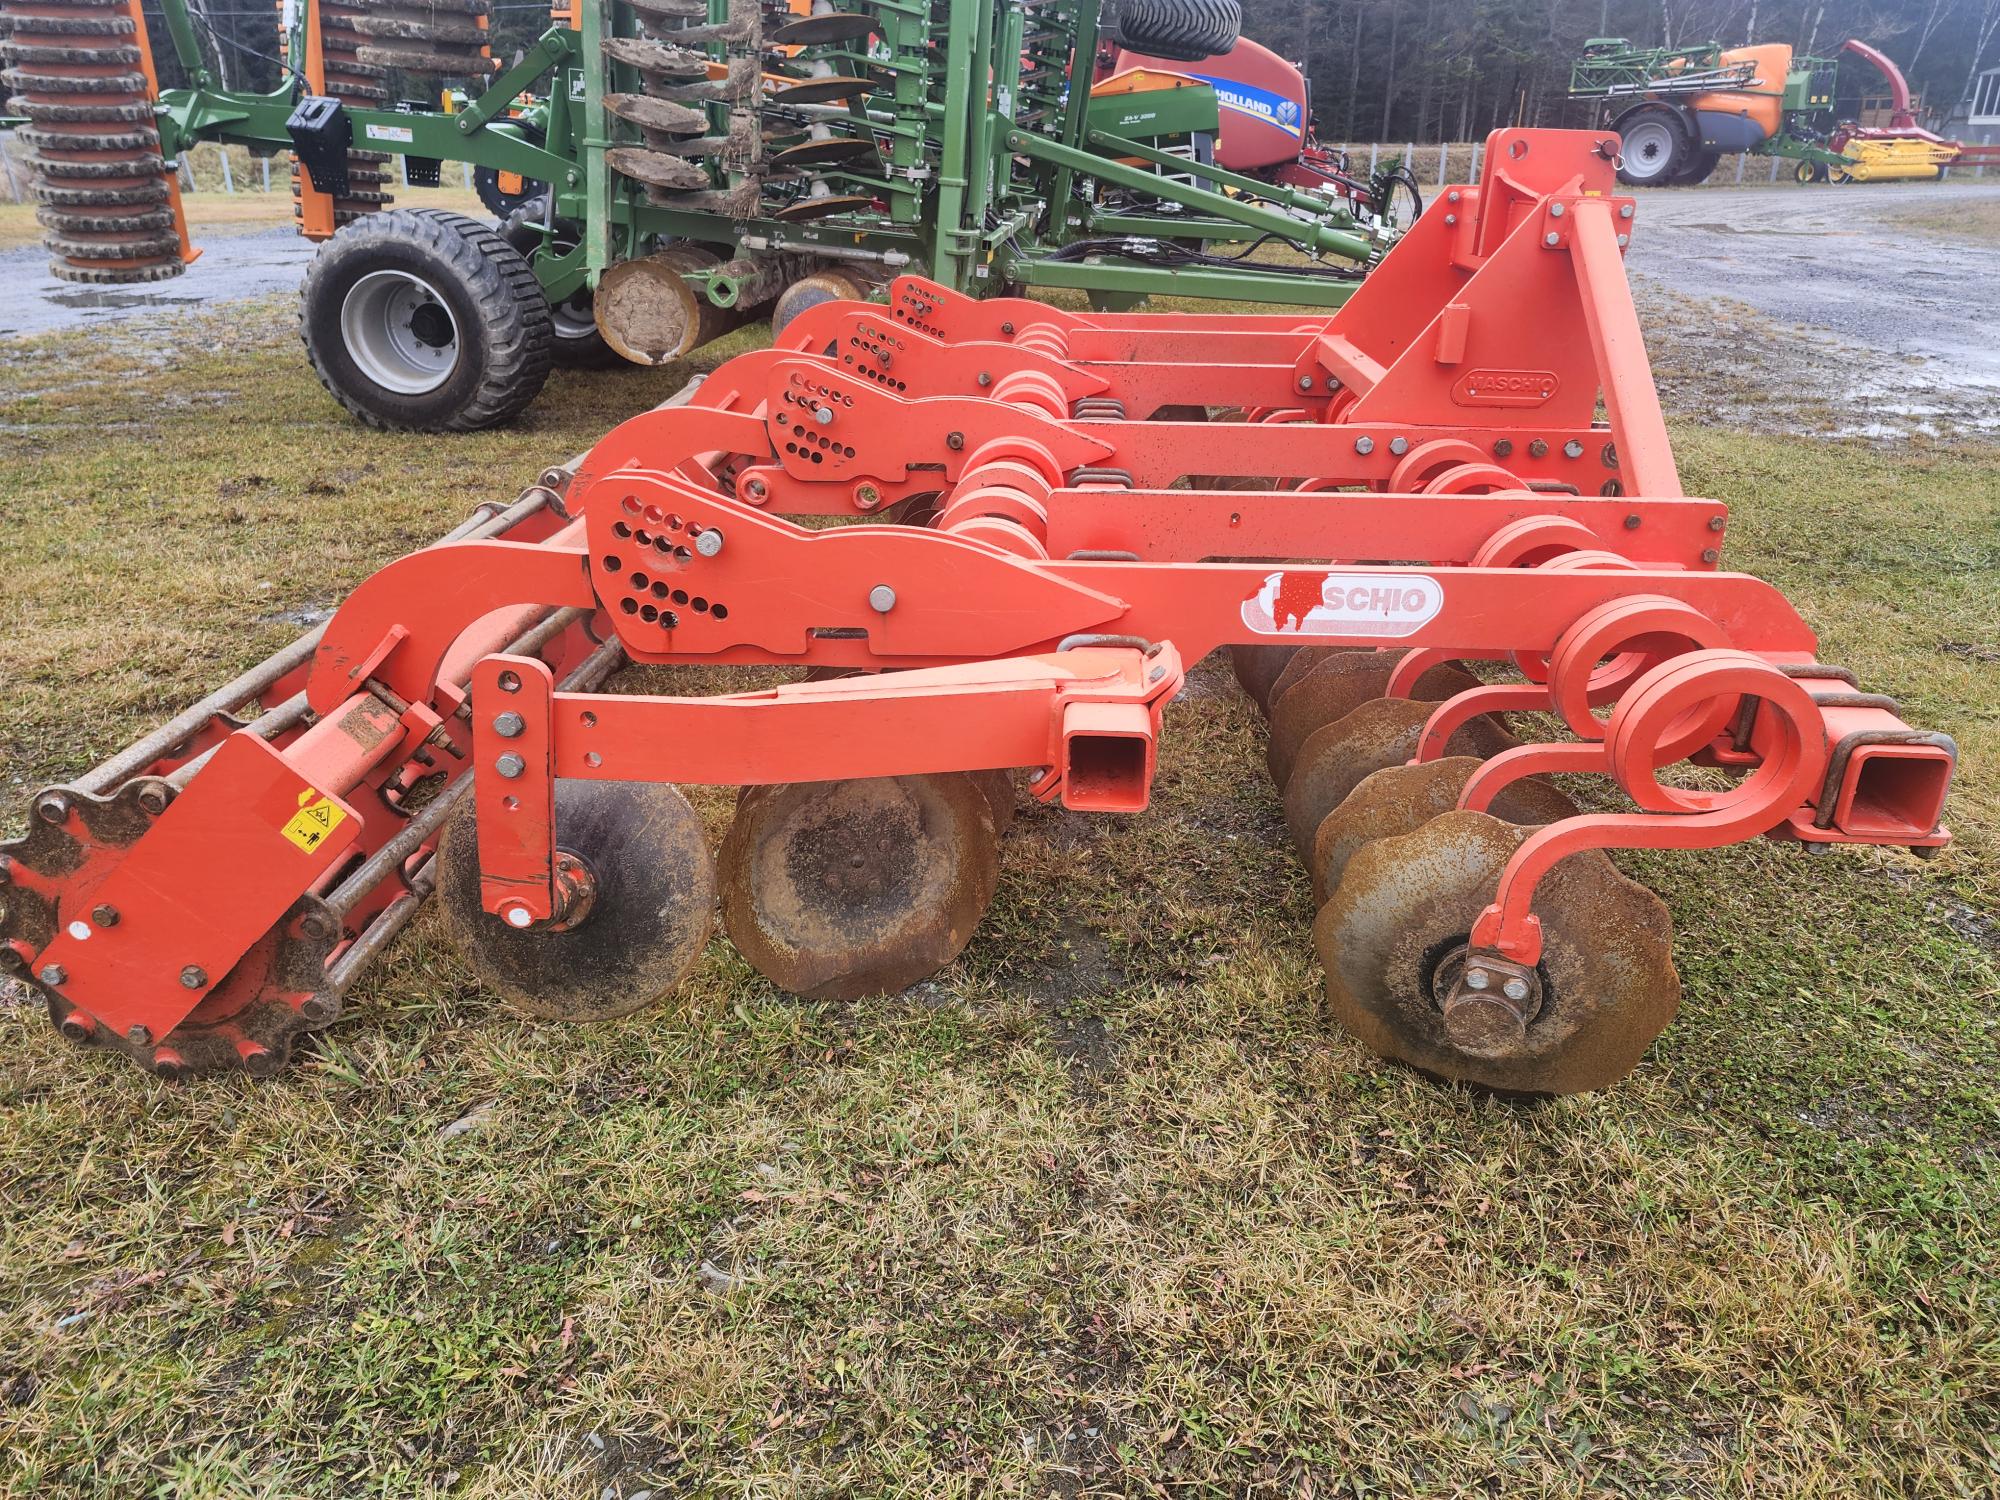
[1669,146,1719,185]
[1107,0,1240,61]
[1614,105,1690,187]
[498,197,622,367]
[299,208,553,432]
[474,121,548,219]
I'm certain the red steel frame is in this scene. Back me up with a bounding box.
[0,129,1954,1078]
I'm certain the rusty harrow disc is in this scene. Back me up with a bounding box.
[1315,811,1680,1095]
[719,773,1001,1001]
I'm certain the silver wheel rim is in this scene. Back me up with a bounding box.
[552,287,596,343]
[340,269,460,395]
[1623,120,1675,181]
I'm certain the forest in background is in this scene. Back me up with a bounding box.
[142,0,2000,143]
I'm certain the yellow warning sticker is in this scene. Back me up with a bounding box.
[281,788,348,854]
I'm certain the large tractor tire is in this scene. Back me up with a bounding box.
[1615,105,1690,187]
[1107,0,1240,61]
[299,208,553,432]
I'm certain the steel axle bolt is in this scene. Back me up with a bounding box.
[868,584,897,613]
[39,963,66,987]
[495,753,526,780]
[695,529,724,557]
[180,965,207,990]
[493,712,526,739]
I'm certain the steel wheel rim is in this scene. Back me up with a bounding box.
[1623,120,1674,180]
[340,268,460,395]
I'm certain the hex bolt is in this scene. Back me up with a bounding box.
[813,405,834,426]
[1702,548,1720,565]
[1297,374,1314,392]
[1708,515,1726,532]
[1502,977,1531,1002]
[127,1024,151,1046]
[1447,189,1461,202]
[1619,202,1635,219]
[90,904,119,927]
[1563,440,1585,459]
[39,963,67,987]
[492,712,526,740]
[1464,968,1491,991]
[1388,436,1409,456]
[495,752,526,779]
[1548,201,1565,218]
[1493,439,1514,458]
[1624,514,1641,530]
[180,965,207,990]
[1444,213,1457,225]
[946,431,965,451]
[1617,234,1631,248]
[1354,436,1375,455]
[695,529,725,558]
[1528,439,1550,459]
[1543,232,1561,247]
[868,584,897,613]
[976,371,992,387]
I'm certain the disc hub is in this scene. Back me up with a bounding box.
[1433,944,1544,1058]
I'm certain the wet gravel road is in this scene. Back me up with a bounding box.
[0,223,313,340]
[1623,181,2000,437]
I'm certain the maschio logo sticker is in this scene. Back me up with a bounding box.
[1242,571,1444,638]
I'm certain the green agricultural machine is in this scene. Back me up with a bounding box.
[2,0,1401,429]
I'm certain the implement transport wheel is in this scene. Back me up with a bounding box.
[1615,105,1689,187]
[1282,696,1515,860]
[437,781,716,1022]
[1315,810,1679,1094]
[300,208,553,431]
[720,773,1000,1001]
[1108,0,1241,60]
[1311,757,1577,907]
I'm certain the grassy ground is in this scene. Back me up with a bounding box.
[1892,198,2000,244]
[0,296,1995,1497]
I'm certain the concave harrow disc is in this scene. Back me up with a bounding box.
[719,773,1000,1001]
[438,780,717,1021]
[1314,810,1679,1095]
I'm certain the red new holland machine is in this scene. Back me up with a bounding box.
[0,130,1954,1095]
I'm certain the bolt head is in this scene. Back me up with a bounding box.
[1619,202,1635,219]
[1447,189,1461,202]
[492,711,526,739]
[1701,548,1720,565]
[91,903,119,927]
[1543,231,1561,247]
[180,965,207,990]
[976,371,992,387]
[1354,436,1375,456]
[127,1024,151,1046]
[813,404,834,426]
[694,528,724,558]
[1444,213,1456,225]
[1297,374,1314,391]
[38,963,67,987]
[945,431,965,451]
[495,752,526,780]
[1388,436,1409,456]
[1563,440,1585,459]
[1463,968,1491,991]
[1548,201,1565,217]
[1502,977,1531,1001]
[868,584,897,613]
[1708,515,1726,532]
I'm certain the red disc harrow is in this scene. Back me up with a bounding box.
[0,129,1954,1093]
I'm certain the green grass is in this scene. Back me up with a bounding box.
[0,299,1996,1496]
